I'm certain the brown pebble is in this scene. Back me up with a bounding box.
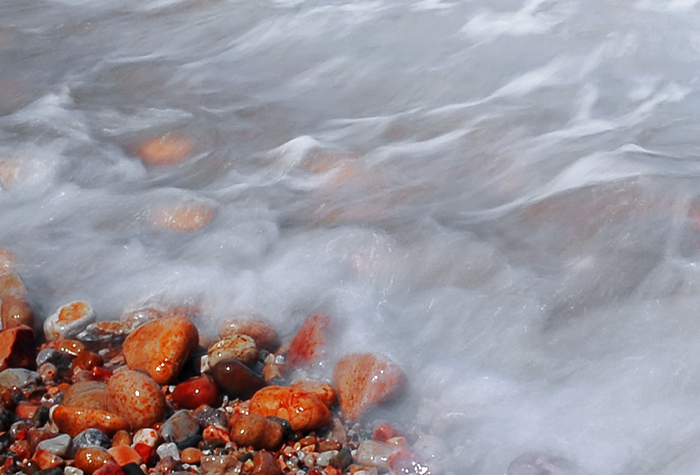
[105,369,166,430]
[53,339,86,356]
[318,439,343,452]
[0,325,36,371]
[229,413,284,451]
[72,351,104,372]
[171,374,221,410]
[51,405,127,437]
[249,385,331,432]
[181,447,202,464]
[251,450,282,475]
[211,357,265,400]
[112,429,131,446]
[74,447,114,474]
[1,296,34,330]
[122,315,199,384]
[218,317,279,351]
[62,381,108,410]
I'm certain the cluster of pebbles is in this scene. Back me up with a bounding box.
[0,255,432,475]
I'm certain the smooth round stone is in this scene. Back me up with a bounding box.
[181,447,202,464]
[122,315,198,385]
[218,317,278,351]
[105,370,165,431]
[120,307,163,332]
[211,358,265,400]
[51,406,127,438]
[0,368,40,389]
[207,334,258,368]
[76,321,129,343]
[228,413,283,451]
[74,446,113,474]
[71,351,104,372]
[249,385,331,432]
[43,301,96,341]
[35,433,72,457]
[62,381,107,411]
[159,410,201,449]
[73,428,111,450]
[171,375,221,410]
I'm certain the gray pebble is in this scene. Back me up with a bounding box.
[157,441,181,461]
[0,368,40,389]
[36,433,72,457]
[73,428,111,450]
[160,410,201,449]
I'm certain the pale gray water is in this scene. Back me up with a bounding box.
[3,0,700,473]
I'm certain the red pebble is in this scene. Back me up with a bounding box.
[251,450,282,475]
[105,369,166,431]
[15,401,39,420]
[122,315,199,384]
[219,317,279,351]
[132,442,155,465]
[0,325,35,371]
[286,314,333,367]
[373,423,402,443]
[171,374,221,409]
[249,385,331,432]
[333,353,405,421]
[203,425,231,445]
[32,448,64,470]
[108,444,143,467]
[8,439,30,459]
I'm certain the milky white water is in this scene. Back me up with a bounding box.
[3,0,700,473]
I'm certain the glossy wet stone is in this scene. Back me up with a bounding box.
[249,385,331,432]
[286,313,333,367]
[211,358,265,400]
[0,368,40,389]
[251,450,282,475]
[207,334,258,368]
[43,301,96,341]
[105,369,165,431]
[62,381,107,411]
[73,428,112,450]
[333,353,405,420]
[0,325,35,372]
[218,317,279,351]
[159,410,200,449]
[506,452,581,475]
[51,406,127,438]
[74,446,113,474]
[228,413,283,451]
[0,271,34,330]
[171,374,221,410]
[122,315,198,384]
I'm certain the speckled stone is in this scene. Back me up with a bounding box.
[228,413,284,451]
[211,358,265,400]
[51,406,127,438]
[159,409,201,449]
[105,369,165,430]
[218,317,279,351]
[249,385,331,432]
[122,315,198,384]
[333,353,405,420]
[207,334,258,368]
[193,405,228,429]
[286,314,333,367]
[43,301,96,341]
[73,428,112,450]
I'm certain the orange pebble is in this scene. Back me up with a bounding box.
[152,202,215,232]
[107,444,143,467]
[137,135,193,165]
[249,385,331,432]
[112,429,131,446]
[181,447,202,464]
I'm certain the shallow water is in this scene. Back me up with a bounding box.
[3,0,700,473]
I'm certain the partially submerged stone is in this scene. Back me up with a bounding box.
[207,334,258,368]
[286,314,333,367]
[218,317,279,351]
[249,385,331,432]
[137,134,193,166]
[333,353,405,421]
[43,301,96,341]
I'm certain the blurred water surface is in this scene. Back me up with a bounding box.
[3,0,700,473]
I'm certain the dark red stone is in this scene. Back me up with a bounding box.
[0,325,36,371]
[211,358,265,400]
[251,450,282,475]
[171,375,221,409]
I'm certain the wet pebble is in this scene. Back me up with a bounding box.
[218,317,279,351]
[35,433,71,457]
[43,301,96,341]
[171,374,221,410]
[73,428,112,450]
[180,447,202,464]
[228,413,284,451]
[122,315,198,384]
[159,409,201,449]
[193,405,228,429]
[62,381,107,411]
[105,369,165,431]
[251,450,282,475]
[207,334,258,368]
[292,380,336,408]
[0,368,40,389]
[107,444,143,467]
[36,348,63,367]
[51,406,127,438]
[0,325,36,371]
[249,385,331,432]
[74,446,114,474]
[286,314,333,367]
[333,353,405,420]
[201,453,240,475]
[211,357,265,400]
[137,134,193,166]
[64,467,85,475]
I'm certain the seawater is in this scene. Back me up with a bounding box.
[3,0,700,473]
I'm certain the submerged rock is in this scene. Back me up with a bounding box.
[43,301,96,341]
[506,452,581,475]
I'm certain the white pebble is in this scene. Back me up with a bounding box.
[316,450,338,467]
[64,467,85,475]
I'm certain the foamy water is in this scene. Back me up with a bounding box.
[3,0,700,473]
